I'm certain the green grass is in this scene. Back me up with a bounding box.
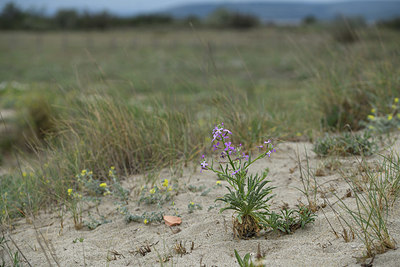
[1,26,400,222]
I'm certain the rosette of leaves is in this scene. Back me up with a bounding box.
[217,170,275,238]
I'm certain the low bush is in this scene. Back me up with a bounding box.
[313,132,377,157]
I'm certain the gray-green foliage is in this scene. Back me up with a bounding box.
[313,132,377,157]
[263,206,316,234]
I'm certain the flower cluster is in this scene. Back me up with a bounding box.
[364,97,400,134]
[200,123,276,174]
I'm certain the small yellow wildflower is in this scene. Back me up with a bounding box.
[109,170,113,176]
[216,181,221,185]
[99,183,107,188]
[103,191,111,196]
[2,210,5,215]
[167,186,172,192]
[149,188,156,194]
[162,179,169,187]
[368,115,375,120]
[81,169,87,175]
[111,166,115,170]
[88,171,93,175]
[190,201,194,205]
[67,188,73,196]
[371,108,376,113]
[395,98,399,103]
[22,172,27,177]
[144,219,148,224]
[388,115,393,121]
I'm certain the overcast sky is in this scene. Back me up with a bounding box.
[3,0,399,15]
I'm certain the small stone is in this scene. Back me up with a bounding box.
[163,216,182,226]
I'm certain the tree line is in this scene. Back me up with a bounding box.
[0,2,262,30]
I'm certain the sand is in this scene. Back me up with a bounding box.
[2,139,400,266]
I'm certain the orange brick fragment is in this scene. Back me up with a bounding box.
[163,215,182,226]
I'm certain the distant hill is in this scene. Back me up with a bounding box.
[161,1,400,23]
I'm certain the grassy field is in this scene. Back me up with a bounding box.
[0,25,400,222]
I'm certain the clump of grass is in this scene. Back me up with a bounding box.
[297,150,320,212]
[335,155,398,259]
[312,46,400,132]
[313,131,377,157]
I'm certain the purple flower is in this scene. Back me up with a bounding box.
[266,148,276,157]
[200,160,208,172]
[242,153,249,161]
[232,168,241,176]
[213,142,220,151]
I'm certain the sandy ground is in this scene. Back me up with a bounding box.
[2,139,400,266]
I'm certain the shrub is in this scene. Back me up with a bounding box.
[330,16,366,44]
[207,8,260,29]
[313,132,377,157]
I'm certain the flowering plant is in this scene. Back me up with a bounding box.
[201,123,276,238]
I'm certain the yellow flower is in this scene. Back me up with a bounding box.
[22,172,27,177]
[395,98,399,103]
[216,181,221,185]
[149,188,156,194]
[67,188,73,196]
[190,201,194,205]
[367,115,375,120]
[388,115,393,121]
[162,179,169,187]
[144,219,148,224]
[99,183,107,188]
[81,169,87,175]
[167,186,172,192]
[111,166,115,170]
[371,108,376,113]
[88,171,93,175]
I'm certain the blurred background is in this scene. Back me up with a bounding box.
[0,0,400,180]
